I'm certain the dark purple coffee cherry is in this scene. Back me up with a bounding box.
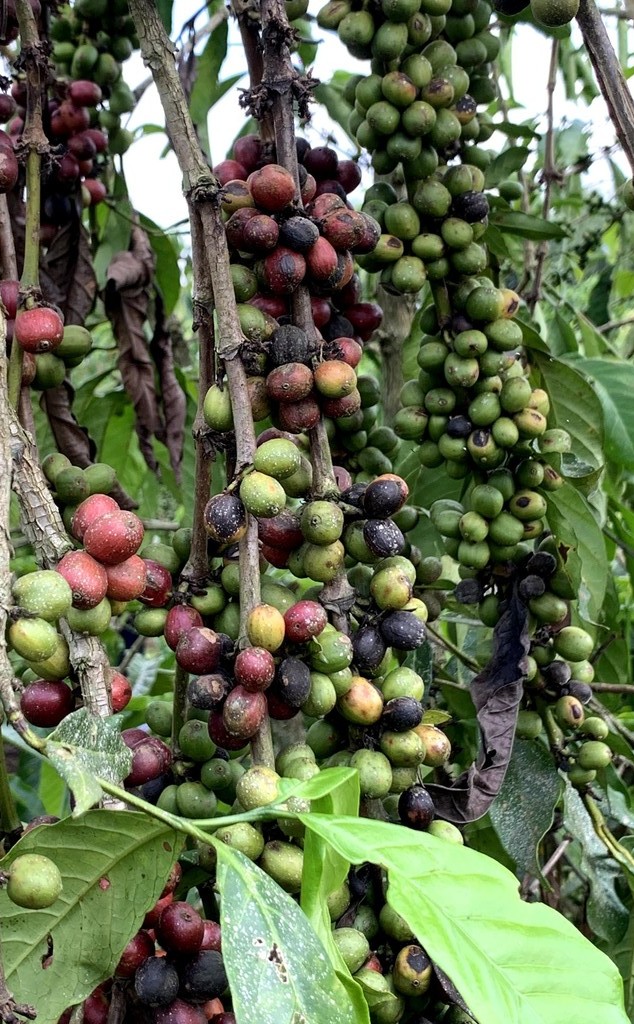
[451,191,490,223]
[363,519,406,558]
[381,696,423,732]
[380,611,426,650]
[362,478,405,519]
[275,657,312,707]
[187,672,232,710]
[134,956,179,1006]
[279,216,321,253]
[567,680,593,704]
[178,950,228,1003]
[353,623,388,672]
[341,483,367,509]
[518,575,546,601]
[446,415,472,439]
[526,550,557,579]
[398,785,435,830]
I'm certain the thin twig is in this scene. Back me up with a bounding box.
[426,623,480,674]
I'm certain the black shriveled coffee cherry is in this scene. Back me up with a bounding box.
[518,575,546,601]
[526,550,557,579]
[363,478,405,519]
[446,415,473,439]
[275,657,312,708]
[451,190,490,223]
[454,579,483,605]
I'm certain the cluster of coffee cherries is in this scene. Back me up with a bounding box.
[51,0,138,155]
[1,278,95,390]
[55,864,232,1024]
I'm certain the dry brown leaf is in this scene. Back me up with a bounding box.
[104,226,164,474]
[151,314,186,483]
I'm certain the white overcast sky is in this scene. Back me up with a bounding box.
[121,0,627,228]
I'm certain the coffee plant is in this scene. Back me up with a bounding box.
[0,0,634,1020]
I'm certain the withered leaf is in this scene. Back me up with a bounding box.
[104,225,163,474]
[151,313,186,484]
[426,588,530,824]
[40,219,97,326]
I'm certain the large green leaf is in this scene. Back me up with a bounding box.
[546,484,608,621]
[564,785,629,945]
[565,358,634,472]
[490,739,563,878]
[300,768,369,1024]
[0,811,183,1024]
[299,814,628,1024]
[531,350,604,478]
[215,842,364,1024]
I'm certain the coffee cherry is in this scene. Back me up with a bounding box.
[393,944,433,996]
[275,657,312,707]
[83,510,144,565]
[204,493,247,544]
[235,646,276,691]
[56,550,108,609]
[15,306,64,354]
[363,519,406,557]
[21,680,74,727]
[115,929,155,978]
[577,740,612,771]
[247,603,286,651]
[178,949,228,1002]
[6,854,63,909]
[158,901,205,956]
[398,784,435,829]
[134,956,180,1006]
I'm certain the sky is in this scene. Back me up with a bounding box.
[121,0,627,228]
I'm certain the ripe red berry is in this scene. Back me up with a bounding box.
[165,604,203,650]
[175,627,222,674]
[140,559,173,607]
[105,554,147,602]
[56,550,108,609]
[157,901,204,956]
[20,680,74,727]
[284,600,328,643]
[83,510,144,565]
[234,647,276,691]
[114,929,155,978]
[71,494,120,542]
[14,306,64,354]
[108,669,132,713]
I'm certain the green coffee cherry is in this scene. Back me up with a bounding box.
[350,749,393,798]
[577,740,612,771]
[333,927,371,973]
[259,840,304,893]
[215,822,265,861]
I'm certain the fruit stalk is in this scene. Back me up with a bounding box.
[9,0,48,408]
[259,0,339,496]
[185,211,216,586]
[0,306,20,838]
[576,0,634,173]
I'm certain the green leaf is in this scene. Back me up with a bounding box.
[47,709,132,816]
[517,316,548,352]
[565,358,634,472]
[546,484,608,621]
[577,311,609,356]
[300,768,369,1023]
[494,210,567,240]
[299,814,629,1024]
[495,121,540,140]
[490,739,563,878]
[531,350,604,477]
[484,147,531,187]
[138,214,181,315]
[564,785,629,945]
[189,21,231,160]
[0,810,183,1024]
[608,911,634,1020]
[215,843,363,1024]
